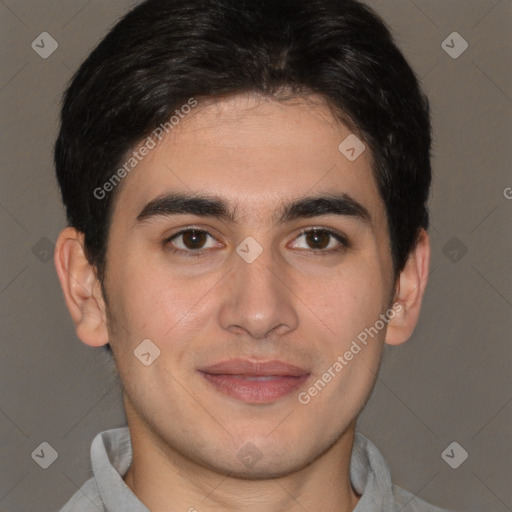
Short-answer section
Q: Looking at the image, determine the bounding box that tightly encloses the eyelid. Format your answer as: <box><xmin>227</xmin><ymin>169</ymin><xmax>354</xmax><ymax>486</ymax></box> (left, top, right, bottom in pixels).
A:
<box><xmin>165</xmin><ymin>225</ymin><xmax>218</xmax><ymax>241</ymax></box>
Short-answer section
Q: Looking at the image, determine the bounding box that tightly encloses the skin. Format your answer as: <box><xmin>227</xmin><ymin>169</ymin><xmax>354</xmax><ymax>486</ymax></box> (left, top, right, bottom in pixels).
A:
<box><xmin>55</xmin><ymin>92</ymin><xmax>430</xmax><ymax>512</ymax></box>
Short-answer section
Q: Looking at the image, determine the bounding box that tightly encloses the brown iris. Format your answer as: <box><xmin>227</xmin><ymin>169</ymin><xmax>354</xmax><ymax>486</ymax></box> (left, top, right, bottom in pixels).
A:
<box><xmin>181</xmin><ymin>230</ymin><xmax>208</xmax><ymax>250</ymax></box>
<box><xmin>304</xmin><ymin>230</ymin><xmax>331</xmax><ymax>250</ymax></box>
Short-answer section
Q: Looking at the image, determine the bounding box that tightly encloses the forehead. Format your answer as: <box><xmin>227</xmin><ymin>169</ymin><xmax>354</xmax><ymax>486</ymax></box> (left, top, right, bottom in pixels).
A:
<box><xmin>111</xmin><ymin>92</ymin><xmax>385</xmax><ymax>227</ymax></box>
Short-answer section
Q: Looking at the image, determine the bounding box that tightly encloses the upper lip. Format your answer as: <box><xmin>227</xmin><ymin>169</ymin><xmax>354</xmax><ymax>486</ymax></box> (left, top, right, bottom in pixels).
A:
<box><xmin>199</xmin><ymin>358</ymin><xmax>309</xmax><ymax>377</ymax></box>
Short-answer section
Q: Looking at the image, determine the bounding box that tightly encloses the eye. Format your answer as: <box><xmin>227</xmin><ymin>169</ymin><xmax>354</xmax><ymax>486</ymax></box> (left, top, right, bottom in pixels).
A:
<box><xmin>290</xmin><ymin>228</ymin><xmax>348</xmax><ymax>253</ymax></box>
<box><xmin>164</xmin><ymin>227</ymin><xmax>348</xmax><ymax>258</ymax></box>
<box><xmin>165</xmin><ymin>228</ymin><xmax>220</xmax><ymax>256</ymax></box>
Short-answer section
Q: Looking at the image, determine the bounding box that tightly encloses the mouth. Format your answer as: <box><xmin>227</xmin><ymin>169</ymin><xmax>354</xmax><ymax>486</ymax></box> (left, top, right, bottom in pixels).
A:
<box><xmin>198</xmin><ymin>358</ymin><xmax>311</xmax><ymax>404</ymax></box>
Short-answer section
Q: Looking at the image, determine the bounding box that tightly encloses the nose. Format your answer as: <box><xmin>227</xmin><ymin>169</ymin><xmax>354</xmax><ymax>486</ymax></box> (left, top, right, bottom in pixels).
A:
<box><xmin>218</xmin><ymin>244</ymin><xmax>299</xmax><ymax>340</ymax></box>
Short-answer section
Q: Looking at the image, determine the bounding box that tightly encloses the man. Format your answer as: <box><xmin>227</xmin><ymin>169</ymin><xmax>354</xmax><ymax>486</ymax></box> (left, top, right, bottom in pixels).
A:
<box><xmin>54</xmin><ymin>0</ymin><xmax>452</xmax><ymax>510</ymax></box>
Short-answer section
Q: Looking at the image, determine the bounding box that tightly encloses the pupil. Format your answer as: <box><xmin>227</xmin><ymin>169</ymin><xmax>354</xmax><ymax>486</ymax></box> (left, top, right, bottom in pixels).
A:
<box><xmin>307</xmin><ymin>231</ymin><xmax>329</xmax><ymax>249</ymax></box>
<box><xmin>183</xmin><ymin>230</ymin><xmax>206</xmax><ymax>249</ymax></box>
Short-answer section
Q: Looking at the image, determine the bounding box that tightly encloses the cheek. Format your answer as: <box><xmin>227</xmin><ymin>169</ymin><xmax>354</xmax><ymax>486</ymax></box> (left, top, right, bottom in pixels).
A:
<box><xmin>311</xmin><ymin>259</ymin><xmax>390</xmax><ymax>344</ymax></box>
<box><xmin>307</xmin><ymin>269</ymin><xmax>386</xmax><ymax>408</ymax></box>
<box><xmin>107</xmin><ymin>257</ymin><xmax>221</xmax><ymax>352</ymax></box>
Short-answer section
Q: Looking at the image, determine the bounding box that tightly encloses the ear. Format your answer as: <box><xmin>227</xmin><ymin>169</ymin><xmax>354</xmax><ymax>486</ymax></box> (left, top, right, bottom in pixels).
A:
<box><xmin>54</xmin><ymin>227</ymin><xmax>109</xmax><ymax>347</ymax></box>
<box><xmin>385</xmin><ymin>229</ymin><xmax>430</xmax><ymax>346</ymax></box>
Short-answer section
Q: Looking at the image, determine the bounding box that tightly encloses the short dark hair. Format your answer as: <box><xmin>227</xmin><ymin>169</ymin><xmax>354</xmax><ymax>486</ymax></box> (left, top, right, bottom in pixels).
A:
<box><xmin>55</xmin><ymin>0</ymin><xmax>432</xmax><ymax>282</ymax></box>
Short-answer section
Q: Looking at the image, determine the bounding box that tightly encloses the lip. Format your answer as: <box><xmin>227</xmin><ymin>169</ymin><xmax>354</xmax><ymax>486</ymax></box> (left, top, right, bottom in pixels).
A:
<box><xmin>198</xmin><ymin>358</ymin><xmax>311</xmax><ymax>404</ymax></box>
<box><xmin>199</xmin><ymin>358</ymin><xmax>309</xmax><ymax>377</ymax></box>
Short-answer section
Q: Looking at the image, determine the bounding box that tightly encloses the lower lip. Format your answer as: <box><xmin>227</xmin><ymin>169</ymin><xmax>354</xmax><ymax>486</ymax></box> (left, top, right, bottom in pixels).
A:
<box><xmin>200</xmin><ymin>372</ymin><xmax>310</xmax><ymax>403</ymax></box>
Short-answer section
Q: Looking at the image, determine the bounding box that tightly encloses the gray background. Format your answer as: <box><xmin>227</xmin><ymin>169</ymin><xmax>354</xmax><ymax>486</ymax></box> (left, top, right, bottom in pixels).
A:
<box><xmin>0</xmin><ymin>1</ymin><xmax>510</xmax><ymax>511</ymax></box>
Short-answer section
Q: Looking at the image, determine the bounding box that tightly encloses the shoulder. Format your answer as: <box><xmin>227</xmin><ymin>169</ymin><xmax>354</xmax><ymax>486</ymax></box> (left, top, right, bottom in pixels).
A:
<box><xmin>392</xmin><ymin>483</ymin><xmax>454</xmax><ymax>512</ymax></box>
<box><xmin>57</xmin><ymin>477</ymin><xmax>105</xmax><ymax>512</ymax></box>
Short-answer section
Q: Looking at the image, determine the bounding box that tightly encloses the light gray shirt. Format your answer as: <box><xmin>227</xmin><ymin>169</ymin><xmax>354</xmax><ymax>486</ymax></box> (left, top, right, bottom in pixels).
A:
<box><xmin>59</xmin><ymin>427</ymin><xmax>452</xmax><ymax>512</ymax></box>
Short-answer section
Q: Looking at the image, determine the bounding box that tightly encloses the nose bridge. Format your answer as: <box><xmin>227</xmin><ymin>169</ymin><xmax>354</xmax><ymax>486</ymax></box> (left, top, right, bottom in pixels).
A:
<box><xmin>237</xmin><ymin>241</ymin><xmax>280</xmax><ymax>296</ymax></box>
<box><xmin>218</xmin><ymin>237</ymin><xmax>298</xmax><ymax>338</ymax></box>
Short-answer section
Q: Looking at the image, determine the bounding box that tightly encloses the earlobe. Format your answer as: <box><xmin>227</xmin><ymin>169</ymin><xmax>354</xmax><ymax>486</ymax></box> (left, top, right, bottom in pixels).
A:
<box><xmin>385</xmin><ymin>229</ymin><xmax>430</xmax><ymax>346</ymax></box>
<box><xmin>54</xmin><ymin>227</ymin><xmax>109</xmax><ymax>347</ymax></box>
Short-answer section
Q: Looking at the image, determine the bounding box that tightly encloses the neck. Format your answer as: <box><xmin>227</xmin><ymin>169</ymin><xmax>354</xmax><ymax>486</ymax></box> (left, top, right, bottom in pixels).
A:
<box><xmin>123</xmin><ymin>413</ymin><xmax>361</xmax><ymax>512</ymax></box>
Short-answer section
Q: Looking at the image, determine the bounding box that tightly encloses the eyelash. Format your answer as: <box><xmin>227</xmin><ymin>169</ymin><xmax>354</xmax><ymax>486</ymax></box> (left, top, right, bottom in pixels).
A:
<box><xmin>163</xmin><ymin>227</ymin><xmax>349</xmax><ymax>258</ymax></box>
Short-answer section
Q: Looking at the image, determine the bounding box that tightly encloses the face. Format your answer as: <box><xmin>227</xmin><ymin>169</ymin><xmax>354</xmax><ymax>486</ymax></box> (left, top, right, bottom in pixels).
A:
<box><xmin>102</xmin><ymin>93</ymin><xmax>395</xmax><ymax>477</ymax></box>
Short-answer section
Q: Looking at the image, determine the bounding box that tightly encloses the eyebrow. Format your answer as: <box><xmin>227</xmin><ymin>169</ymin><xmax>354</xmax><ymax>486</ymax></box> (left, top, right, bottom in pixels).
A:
<box><xmin>135</xmin><ymin>192</ymin><xmax>371</xmax><ymax>226</ymax></box>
